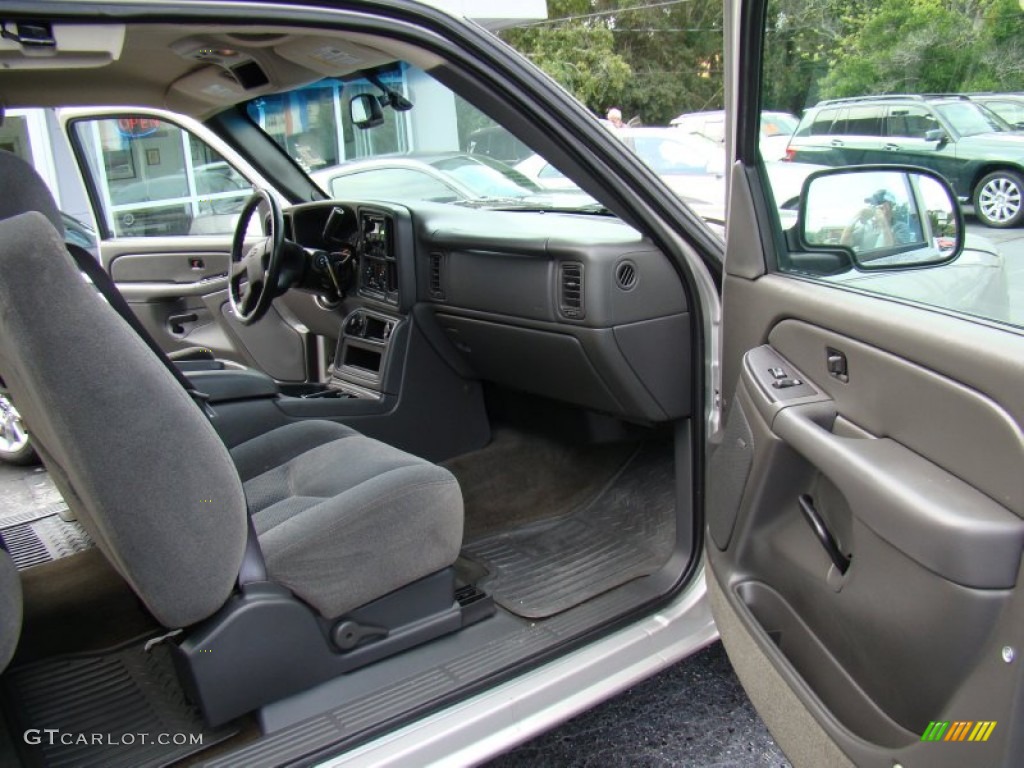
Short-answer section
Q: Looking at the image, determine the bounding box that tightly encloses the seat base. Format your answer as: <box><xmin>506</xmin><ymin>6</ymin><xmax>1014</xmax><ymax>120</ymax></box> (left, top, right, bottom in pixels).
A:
<box><xmin>171</xmin><ymin>568</ymin><xmax>493</xmax><ymax>727</ymax></box>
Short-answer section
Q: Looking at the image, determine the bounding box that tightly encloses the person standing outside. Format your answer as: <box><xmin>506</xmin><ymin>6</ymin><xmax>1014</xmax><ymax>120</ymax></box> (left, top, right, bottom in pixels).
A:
<box><xmin>606</xmin><ymin>107</ymin><xmax>625</xmax><ymax>129</ymax></box>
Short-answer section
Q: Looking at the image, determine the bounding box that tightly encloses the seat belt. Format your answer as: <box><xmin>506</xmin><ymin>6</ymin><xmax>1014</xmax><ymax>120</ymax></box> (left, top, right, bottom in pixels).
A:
<box><xmin>237</xmin><ymin>515</ymin><xmax>268</xmax><ymax>585</ymax></box>
<box><xmin>64</xmin><ymin>244</ymin><xmax>215</xmax><ymax>418</ymax></box>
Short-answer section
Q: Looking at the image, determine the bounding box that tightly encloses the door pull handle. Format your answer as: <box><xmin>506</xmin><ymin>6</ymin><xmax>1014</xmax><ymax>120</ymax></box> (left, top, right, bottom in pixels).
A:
<box><xmin>798</xmin><ymin>494</ymin><xmax>850</xmax><ymax>574</ymax></box>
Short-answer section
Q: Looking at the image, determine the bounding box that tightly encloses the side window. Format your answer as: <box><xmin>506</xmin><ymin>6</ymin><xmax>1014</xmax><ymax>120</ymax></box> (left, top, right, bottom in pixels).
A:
<box><xmin>808</xmin><ymin>108</ymin><xmax>840</xmax><ymax>136</ymax></box>
<box><xmin>72</xmin><ymin>117</ymin><xmax>251</xmax><ymax>238</ymax></box>
<box><xmin>844</xmin><ymin>106</ymin><xmax>884</xmax><ymax>136</ymax></box>
<box><xmin>329</xmin><ymin>168</ymin><xmax>458</xmax><ymax>202</ymax></box>
<box><xmin>885</xmin><ymin>106</ymin><xmax>938</xmax><ymax>139</ymax></box>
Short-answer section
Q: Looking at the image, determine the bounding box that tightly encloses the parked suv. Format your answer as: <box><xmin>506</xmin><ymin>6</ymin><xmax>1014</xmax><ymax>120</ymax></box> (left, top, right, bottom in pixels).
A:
<box><xmin>786</xmin><ymin>94</ymin><xmax>1024</xmax><ymax>227</ymax></box>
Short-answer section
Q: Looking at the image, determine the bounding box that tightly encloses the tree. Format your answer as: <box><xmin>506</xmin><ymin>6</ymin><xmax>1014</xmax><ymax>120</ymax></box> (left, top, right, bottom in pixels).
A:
<box><xmin>821</xmin><ymin>0</ymin><xmax>1024</xmax><ymax>98</ymax></box>
<box><xmin>501</xmin><ymin>1</ymin><xmax>632</xmax><ymax>117</ymax></box>
<box><xmin>502</xmin><ymin>0</ymin><xmax>724</xmax><ymax>126</ymax></box>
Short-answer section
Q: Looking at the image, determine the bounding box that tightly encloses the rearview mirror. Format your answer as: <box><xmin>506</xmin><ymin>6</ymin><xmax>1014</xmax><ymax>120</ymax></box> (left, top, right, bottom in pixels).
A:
<box><xmin>924</xmin><ymin>128</ymin><xmax>947</xmax><ymax>143</ymax></box>
<box><xmin>798</xmin><ymin>166</ymin><xmax>963</xmax><ymax>270</ymax></box>
<box><xmin>349</xmin><ymin>94</ymin><xmax>384</xmax><ymax>129</ymax></box>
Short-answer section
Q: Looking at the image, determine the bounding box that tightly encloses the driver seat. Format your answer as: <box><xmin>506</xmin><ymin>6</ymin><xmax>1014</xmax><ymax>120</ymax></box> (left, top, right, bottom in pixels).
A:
<box><xmin>0</xmin><ymin>154</ymin><xmax>470</xmax><ymax>726</ymax></box>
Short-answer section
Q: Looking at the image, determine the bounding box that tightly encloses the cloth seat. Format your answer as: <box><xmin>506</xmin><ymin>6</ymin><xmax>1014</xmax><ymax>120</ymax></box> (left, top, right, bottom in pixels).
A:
<box><xmin>231</xmin><ymin>421</ymin><xmax>462</xmax><ymax>618</ymax></box>
<box><xmin>0</xmin><ymin>151</ymin><xmax>464</xmax><ymax>630</ymax></box>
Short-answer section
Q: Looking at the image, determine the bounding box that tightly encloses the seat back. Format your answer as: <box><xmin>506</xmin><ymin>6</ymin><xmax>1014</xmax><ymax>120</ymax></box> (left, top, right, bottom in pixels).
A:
<box><xmin>0</xmin><ymin>156</ymin><xmax>248</xmax><ymax>629</ymax></box>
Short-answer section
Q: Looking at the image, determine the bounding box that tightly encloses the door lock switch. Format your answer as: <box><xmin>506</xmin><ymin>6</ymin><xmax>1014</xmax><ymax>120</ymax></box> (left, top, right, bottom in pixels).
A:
<box><xmin>827</xmin><ymin>348</ymin><xmax>849</xmax><ymax>382</ymax></box>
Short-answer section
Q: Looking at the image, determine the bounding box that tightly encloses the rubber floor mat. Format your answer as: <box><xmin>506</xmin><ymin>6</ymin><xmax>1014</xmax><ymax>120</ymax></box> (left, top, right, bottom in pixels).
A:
<box><xmin>0</xmin><ymin>638</ymin><xmax>238</xmax><ymax>768</ymax></box>
<box><xmin>0</xmin><ymin>515</ymin><xmax>93</xmax><ymax>570</ymax></box>
<box><xmin>460</xmin><ymin>442</ymin><xmax>676</xmax><ymax>618</ymax></box>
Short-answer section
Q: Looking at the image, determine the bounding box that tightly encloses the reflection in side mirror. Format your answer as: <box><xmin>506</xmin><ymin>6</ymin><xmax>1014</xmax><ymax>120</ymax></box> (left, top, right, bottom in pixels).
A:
<box><xmin>799</xmin><ymin>167</ymin><xmax>963</xmax><ymax>270</ymax></box>
<box><xmin>350</xmin><ymin>94</ymin><xmax>384</xmax><ymax>129</ymax></box>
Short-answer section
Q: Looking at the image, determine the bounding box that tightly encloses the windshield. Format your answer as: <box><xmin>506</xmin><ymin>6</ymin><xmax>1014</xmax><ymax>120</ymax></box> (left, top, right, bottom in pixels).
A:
<box><xmin>935</xmin><ymin>102</ymin><xmax>1011</xmax><ymax>137</ymax></box>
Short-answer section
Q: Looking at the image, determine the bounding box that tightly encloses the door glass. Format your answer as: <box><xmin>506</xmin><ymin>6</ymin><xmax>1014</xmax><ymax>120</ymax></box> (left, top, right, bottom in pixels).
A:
<box><xmin>71</xmin><ymin>117</ymin><xmax>251</xmax><ymax>238</ymax></box>
<box><xmin>761</xmin><ymin>0</ymin><xmax>1022</xmax><ymax>328</ymax></box>
<box><xmin>885</xmin><ymin>106</ymin><xmax>937</xmax><ymax>139</ymax></box>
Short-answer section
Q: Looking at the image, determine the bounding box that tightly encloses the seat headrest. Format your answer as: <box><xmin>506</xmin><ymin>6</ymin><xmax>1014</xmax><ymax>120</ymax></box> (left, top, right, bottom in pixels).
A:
<box><xmin>0</xmin><ymin>150</ymin><xmax>65</xmax><ymax>234</ymax></box>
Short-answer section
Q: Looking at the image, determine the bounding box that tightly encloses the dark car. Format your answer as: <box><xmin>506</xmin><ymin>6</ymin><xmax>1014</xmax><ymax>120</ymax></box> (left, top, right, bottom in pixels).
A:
<box><xmin>785</xmin><ymin>93</ymin><xmax>1024</xmax><ymax>227</ymax></box>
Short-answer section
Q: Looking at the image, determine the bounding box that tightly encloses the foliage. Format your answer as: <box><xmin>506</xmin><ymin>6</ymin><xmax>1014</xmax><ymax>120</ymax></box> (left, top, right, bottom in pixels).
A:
<box><xmin>501</xmin><ymin>0</ymin><xmax>723</xmax><ymax>126</ymax></box>
<box><xmin>503</xmin><ymin>0</ymin><xmax>1024</xmax><ymax>126</ymax></box>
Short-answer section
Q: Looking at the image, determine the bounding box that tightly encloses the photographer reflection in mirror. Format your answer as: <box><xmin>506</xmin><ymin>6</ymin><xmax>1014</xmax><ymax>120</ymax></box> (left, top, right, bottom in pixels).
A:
<box><xmin>841</xmin><ymin>188</ymin><xmax>917</xmax><ymax>253</ymax></box>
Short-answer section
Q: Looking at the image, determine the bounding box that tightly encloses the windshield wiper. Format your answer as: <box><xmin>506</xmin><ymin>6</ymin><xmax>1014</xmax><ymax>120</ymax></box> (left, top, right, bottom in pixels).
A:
<box><xmin>456</xmin><ymin>197</ymin><xmax>614</xmax><ymax>215</ymax></box>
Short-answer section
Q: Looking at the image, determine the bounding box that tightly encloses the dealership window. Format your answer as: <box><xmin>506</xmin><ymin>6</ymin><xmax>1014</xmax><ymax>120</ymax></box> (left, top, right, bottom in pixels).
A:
<box><xmin>248</xmin><ymin>66</ymin><xmax>412</xmax><ymax>173</ymax></box>
<box><xmin>72</xmin><ymin>117</ymin><xmax>250</xmax><ymax>237</ymax></box>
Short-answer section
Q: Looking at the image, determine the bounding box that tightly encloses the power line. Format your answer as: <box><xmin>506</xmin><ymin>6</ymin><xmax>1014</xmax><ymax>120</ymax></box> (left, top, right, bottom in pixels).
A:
<box><xmin>512</xmin><ymin>0</ymin><xmax>695</xmax><ymax>29</ymax></box>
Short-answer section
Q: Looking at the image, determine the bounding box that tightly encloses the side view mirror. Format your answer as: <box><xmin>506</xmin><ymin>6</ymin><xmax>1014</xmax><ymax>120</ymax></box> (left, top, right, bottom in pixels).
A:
<box><xmin>797</xmin><ymin>166</ymin><xmax>964</xmax><ymax>271</ymax></box>
<box><xmin>924</xmin><ymin>128</ymin><xmax>947</xmax><ymax>143</ymax></box>
<box><xmin>349</xmin><ymin>94</ymin><xmax>384</xmax><ymax>130</ymax></box>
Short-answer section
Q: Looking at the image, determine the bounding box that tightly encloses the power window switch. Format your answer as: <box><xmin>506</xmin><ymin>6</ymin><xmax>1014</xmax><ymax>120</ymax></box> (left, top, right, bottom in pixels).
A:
<box><xmin>768</xmin><ymin>367</ymin><xmax>787</xmax><ymax>380</ymax></box>
<box><xmin>772</xmin><ymin>377</ymin><xmax>803</xmax><ymax>389</ymax></box>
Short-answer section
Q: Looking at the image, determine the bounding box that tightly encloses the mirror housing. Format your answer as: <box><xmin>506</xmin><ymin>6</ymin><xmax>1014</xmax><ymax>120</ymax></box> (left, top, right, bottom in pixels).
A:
<box><xmin>924</xmin><ymin>128</ymin><xmax>948</xmax><ymax>143</ymax></box>
<box><xmin>795</xmin><ymin>166</ymin><xmax>964</xmax><ymax>271</ymax></box>
<box><xmin>349</xmin><ymin>94</ymin><xmax>384</xmax><ymax>130</ymax></box>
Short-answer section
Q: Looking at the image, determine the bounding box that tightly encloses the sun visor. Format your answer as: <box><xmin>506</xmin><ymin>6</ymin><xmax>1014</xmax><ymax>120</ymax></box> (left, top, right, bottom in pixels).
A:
<box><xmin>0</xmin><ymin>23</ymin><xmax>125</xmax><ymax>69</ymax></box>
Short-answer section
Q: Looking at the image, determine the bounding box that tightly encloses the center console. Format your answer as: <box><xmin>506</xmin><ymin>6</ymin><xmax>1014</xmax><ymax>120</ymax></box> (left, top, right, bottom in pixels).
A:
<box><xmin>327</xmin><ymin>308</ymin><xmax>400</xmax><ymax>399</ymax></box>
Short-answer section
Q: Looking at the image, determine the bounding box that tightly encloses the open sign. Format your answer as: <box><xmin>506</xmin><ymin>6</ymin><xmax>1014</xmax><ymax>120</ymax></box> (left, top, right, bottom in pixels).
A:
<box><xmin>117</xmin><ymin>117</ymin><xmax>163</xmax><ymax>139</ymax></box>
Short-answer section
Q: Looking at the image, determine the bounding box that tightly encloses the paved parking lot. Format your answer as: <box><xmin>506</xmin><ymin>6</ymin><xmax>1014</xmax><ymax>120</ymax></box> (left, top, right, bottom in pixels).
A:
<box><xmin>969</xmin><ymin>218</ymin><xmax>1024</xmax><ymax>325</ymax></box>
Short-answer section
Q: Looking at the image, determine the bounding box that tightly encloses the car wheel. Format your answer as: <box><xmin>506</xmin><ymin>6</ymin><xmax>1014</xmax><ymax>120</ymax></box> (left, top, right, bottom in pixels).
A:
<box><xmin>0</xmin><ymin>390</ymin><xmax>38</xmax><ymax>466</ymax></box>
<box><xmin>973</xmin><ymin>170</ymin><xmax>1024</xmax><ymax>228</ymax></box>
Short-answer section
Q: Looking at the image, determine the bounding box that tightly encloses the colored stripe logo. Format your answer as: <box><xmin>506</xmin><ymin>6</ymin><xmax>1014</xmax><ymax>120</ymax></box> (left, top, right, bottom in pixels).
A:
<box><xmin>921</xmin><ymin>721</ymin><xmax>997</xmax><ymax>742</ymax></box>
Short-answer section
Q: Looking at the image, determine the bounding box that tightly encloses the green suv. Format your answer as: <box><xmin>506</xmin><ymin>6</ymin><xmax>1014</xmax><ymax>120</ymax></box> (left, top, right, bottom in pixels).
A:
<box><xmin>786</xmin><ymin>94</ymin><xmax>1024</xmax><ymax>228</ymax></box>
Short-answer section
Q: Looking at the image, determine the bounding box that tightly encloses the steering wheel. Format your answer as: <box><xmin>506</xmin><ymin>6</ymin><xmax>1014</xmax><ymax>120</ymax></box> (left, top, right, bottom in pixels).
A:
<box><xmin>229</xmin><ymin>188</ymin><xmax>284</xmax><ymax>325</ymax></box>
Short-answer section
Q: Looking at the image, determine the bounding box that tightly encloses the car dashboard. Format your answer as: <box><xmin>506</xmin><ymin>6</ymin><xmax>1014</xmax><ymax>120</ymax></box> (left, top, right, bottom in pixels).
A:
<box><xmin>284</xmin><ymin>201</ymin><xmax>692</xmax><ymax>422</ymax></box>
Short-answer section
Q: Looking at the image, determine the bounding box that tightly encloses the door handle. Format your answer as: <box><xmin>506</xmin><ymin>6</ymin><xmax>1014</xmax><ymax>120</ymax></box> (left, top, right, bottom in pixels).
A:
<box><xmin>773</xmin><ymin>403</ymin><xmax>1024</xmax><ymax>589</ymax></box>
<box><xmin>798</xmin><ymin>494</ymin><xmax>850</xmax><ymax>574</ymax></box>
<box><xmin>883</xmin><ymin>143</ymin><xmax>899</xmax><ymax>151</ymax></box>
<box><xmin>830</xmin><ymin>139</ymin><xmax>844</xmax><ymax>147</ymax></box>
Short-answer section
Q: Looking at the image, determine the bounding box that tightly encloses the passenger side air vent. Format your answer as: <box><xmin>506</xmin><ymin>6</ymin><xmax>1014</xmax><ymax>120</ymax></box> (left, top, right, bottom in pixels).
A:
<box><xmin>615</xmin><ymin>260</ymin><xmax>638</xmax><ymax>291</ymax></box>
<box><xmin>559</xmin><ymin>262</ymin><xmax>584</xmax><ymax>319</ymax></box>
<box><xmin>429</xmin><ymin>252</ymin><xmax>445</xmax><ymax>300</ymax></box>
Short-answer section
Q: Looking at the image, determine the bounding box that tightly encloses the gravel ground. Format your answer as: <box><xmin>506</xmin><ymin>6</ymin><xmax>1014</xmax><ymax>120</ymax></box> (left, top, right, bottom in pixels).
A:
<box><xmin>486</xmin><ymin>641</ymin><xmax>790</xmax><ymax>768</ymax></box>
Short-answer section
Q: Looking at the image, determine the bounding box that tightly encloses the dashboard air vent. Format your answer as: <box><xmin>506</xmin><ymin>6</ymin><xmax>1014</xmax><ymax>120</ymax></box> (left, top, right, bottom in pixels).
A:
<box><xmin>429</xmin><ymin>252</ymin><xmax>445</xmax><ymax>299</ymax></box>
<box><xmin>559</xmin><ymin>262</ymin><xmax>584</xmax><ymax>319</ymax></box>
<box><xmin>615</xmin><ymin>260</ymin><xmax>638</xmax><ymax>291</ymax></box>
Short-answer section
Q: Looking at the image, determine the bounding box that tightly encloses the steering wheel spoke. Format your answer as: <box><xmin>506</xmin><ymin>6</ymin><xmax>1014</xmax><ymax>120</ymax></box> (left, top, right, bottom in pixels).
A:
<box><xmin>228</xmin><ymin>189</ymin><xmax>284</xmax><ymax>325</ymax></box>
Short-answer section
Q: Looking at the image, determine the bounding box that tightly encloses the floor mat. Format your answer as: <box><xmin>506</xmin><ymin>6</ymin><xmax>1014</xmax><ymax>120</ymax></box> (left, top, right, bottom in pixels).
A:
<box><xmin>444</xmin><ymin>427</ymin><xmax>640</xmax><ymax>541</ymax></box>
<box><xmin>1</xmin><ymin>638</ymin><xmax>238</xmax><ymax>768</ymax></box>
<box><xmin>460</xmin><ymin>442</ymin><xmax>676</xmax><ymax>619</ymax></box>
<box><xmin>0</xmin><ymin>514</ymin><xmax>93</xmax><ymax>570</ymax></box>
